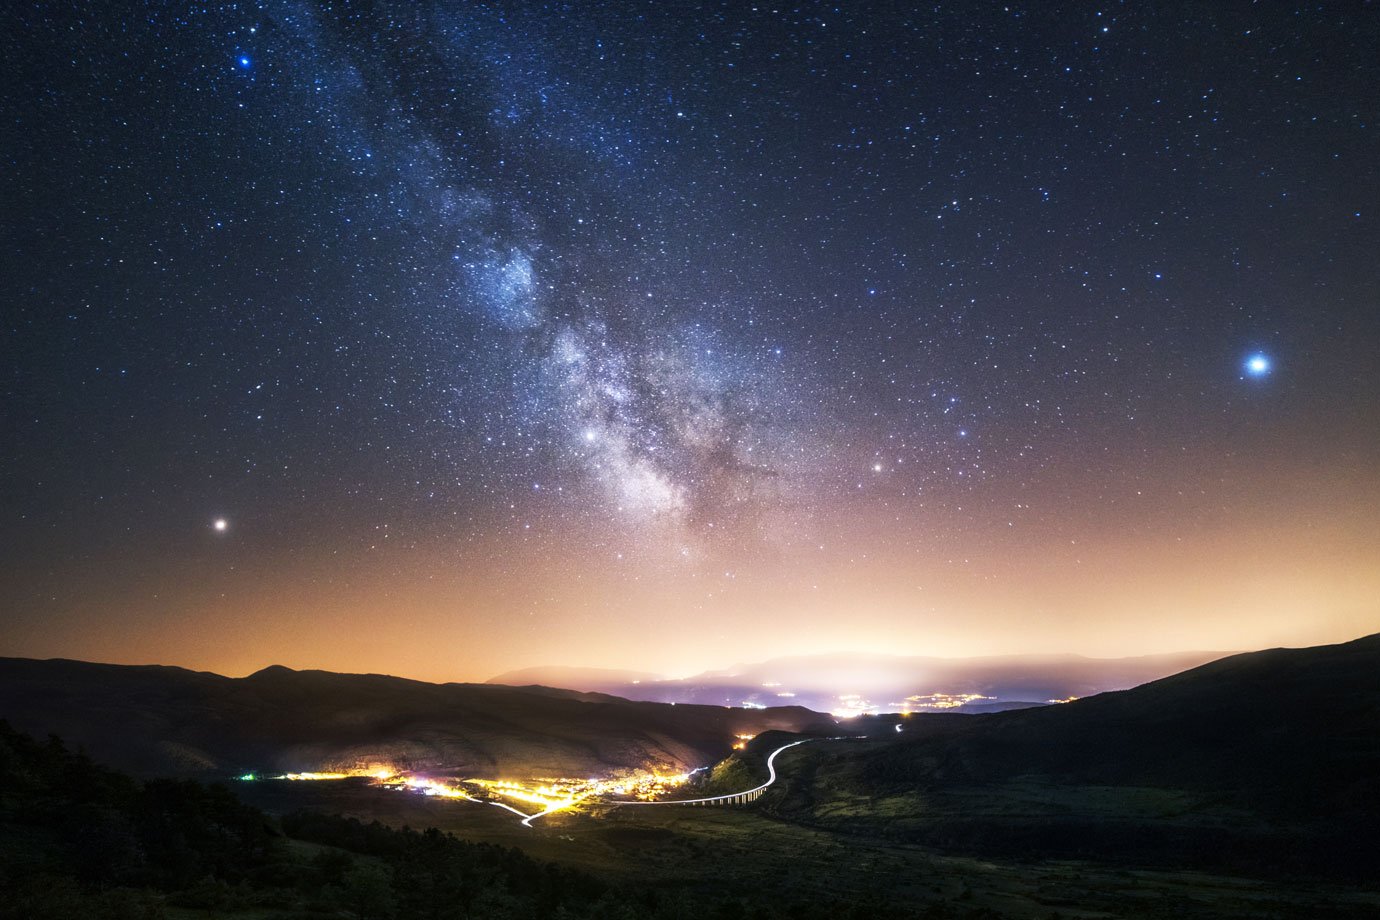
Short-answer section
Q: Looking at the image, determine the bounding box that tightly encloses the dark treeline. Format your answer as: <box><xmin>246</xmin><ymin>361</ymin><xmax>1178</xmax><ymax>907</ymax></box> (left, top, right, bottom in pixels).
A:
<box><xmin>0</xmin><ymin>721</ymin><xmax>997</xmax><ymax>920</ymax></box>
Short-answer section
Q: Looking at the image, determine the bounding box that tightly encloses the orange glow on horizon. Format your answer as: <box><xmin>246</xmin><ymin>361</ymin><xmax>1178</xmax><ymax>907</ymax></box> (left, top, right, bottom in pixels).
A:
<box><xmin>3</xmin><ymin>460</ymin><xmax>1377</xmax><ymax>684</ymax></box>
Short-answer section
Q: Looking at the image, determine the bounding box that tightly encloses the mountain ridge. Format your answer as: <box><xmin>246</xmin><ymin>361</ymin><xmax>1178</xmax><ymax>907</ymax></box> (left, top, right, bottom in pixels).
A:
<box><xmin>0</xmin><ymin>656</ymin><xmax>831</xmax><ymax>780</ymax></box>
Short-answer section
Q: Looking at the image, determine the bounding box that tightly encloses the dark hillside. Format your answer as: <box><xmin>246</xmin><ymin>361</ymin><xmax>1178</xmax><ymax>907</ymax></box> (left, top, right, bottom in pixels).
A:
<box><xmin>1</xmin><ymin>722</ymin><xmax>945</xmax><ymax>920</ymax></box>
<box><xmin>776</xmin><ymin>634</ymin><xmax>1380</xmax><ymax>881</ymax></box>
<box><xmin>867</xmin><ymin>633</ymin><xmax>1380</xmax><ymax>809</ymax></box>
<box><xmin>0</xmin><ymin>657</ymin><xmax>831</xmax><ymax>779</ymax></box>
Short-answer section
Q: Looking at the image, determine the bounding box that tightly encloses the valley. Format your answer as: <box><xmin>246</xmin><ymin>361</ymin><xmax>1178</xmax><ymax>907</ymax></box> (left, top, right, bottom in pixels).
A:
<box><xmin>3</xmin><ymin>636</ymin><xmax>1379</xmax><ymax>917</ymax></box>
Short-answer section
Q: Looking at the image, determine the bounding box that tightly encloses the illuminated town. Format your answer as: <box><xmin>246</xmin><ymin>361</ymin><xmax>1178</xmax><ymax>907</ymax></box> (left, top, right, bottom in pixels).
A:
<box><xmin>900</xmin><ymin>693</ymin><xmax>996</xmax><ymax>711</ymax></box>
<box><xmin>246</xmin><ymin>761</ymin><xmax>702</xmax><ymax>820</ymax></box>
<box><xmin>827</xmin><ymin>692</ymin><xmax>999</xmax><ymax>717</ymax></box>
<box><xmin>830</xmin><ymin>694</ymin><xmax>875</xmax><ymax>718</ymax></box>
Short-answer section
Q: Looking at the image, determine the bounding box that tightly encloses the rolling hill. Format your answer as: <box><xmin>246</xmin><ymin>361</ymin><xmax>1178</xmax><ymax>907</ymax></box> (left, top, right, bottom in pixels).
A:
<box><xmin>0</xmin><ymin>657</ymin><xmax>831</xmax><ymax>779</ymax></box>
<box><xmin>773</xmin><ymin>633</ymin><xmax>1380</xmax><ymax>880</ymax></box>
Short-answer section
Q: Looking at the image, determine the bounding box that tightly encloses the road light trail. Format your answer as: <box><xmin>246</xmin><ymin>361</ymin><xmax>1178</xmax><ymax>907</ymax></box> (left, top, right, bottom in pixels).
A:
<box><xmin>421</xmin><ymin>737</ymin><xmax>826</xmax><ymax>828</ymax></box>
<box><xmin>519</xmin><ymin>801</ymin><xmax>572</xmax><ymax>827</ymax></box>
<box><xmin>600</xmin><ymin>737</ymin><xmax>814</xmax><ymax>809</ymax></box>
<box><xmin>488</xmin><ymin>800</ymin><xmax>537</xmax><ymax>822</ymax></box>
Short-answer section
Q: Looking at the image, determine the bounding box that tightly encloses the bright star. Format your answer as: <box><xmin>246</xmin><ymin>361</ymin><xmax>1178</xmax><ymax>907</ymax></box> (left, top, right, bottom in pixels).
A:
<box><xmin>1244</xmin><ymin>353</ymin><xmax>1272</xmax><ymax>377</ymax></box>
<box><xmin>237</xmin><ymin>55</ymin><xmax>251</xmax><ymax>69</ymax></box>
<box><xmin>213</xmin><ymin>518</ymin><xmax>229</xmax><ymax>533</ymax></box>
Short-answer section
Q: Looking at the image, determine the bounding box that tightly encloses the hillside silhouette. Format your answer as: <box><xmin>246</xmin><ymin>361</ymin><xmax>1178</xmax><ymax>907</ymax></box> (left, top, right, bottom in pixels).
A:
<box><xmin>0</xmin><ymin>657</ymin><xmax>831</xmax><ymax>779</ymax></box>
<box><xmin>776</xmin><ymin>634</ymin><xmax>1380</xmax><ymax>881</ymax></box>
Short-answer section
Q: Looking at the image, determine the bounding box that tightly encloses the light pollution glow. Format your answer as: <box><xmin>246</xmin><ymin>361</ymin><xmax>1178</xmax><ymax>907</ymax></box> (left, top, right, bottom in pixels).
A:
<box><xmin>3</xmin><ymin>2</ymin><xmax>1379</xmax><ymax>683</ymax></box>
<box><xmin>4</xmin><ymin>455</ymin><xmax>1377</xmax><ymax>682</ymax></box>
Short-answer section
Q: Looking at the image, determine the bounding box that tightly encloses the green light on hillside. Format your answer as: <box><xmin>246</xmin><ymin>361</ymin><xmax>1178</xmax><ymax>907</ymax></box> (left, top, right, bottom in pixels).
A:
<box><xmin>237</xmin><ymin>773</ymin><xmax>256</xmax><ymax>782</ymax></box>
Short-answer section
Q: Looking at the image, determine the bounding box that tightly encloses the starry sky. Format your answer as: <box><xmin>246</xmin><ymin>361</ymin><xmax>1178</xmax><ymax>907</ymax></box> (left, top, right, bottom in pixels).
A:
<box><xmin>3</xmin><ymin>1</ymin><xmax>1378</xmax><ymax>682</ymax></box>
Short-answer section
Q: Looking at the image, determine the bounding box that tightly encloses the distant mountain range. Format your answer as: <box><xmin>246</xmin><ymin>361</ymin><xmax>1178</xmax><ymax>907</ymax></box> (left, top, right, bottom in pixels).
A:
<box><xmin>488</xmin><ymin>649</ymin><xmax>1231</xmax><ymax>714</ymax></box>
<box><xmin>0</xmin><ymin>658</ymin><xmax>831</xmax><ymax>779</ymax></box>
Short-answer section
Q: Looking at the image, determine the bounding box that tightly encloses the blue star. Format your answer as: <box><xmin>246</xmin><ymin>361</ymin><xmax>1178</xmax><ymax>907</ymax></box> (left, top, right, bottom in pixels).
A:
<box><xmin>1243</xmin><ymin>352</ymin><xmax>1272</xmax><ymax>378</ymax></box>
<box><xmin>237</xmin><ymin>55</ymin><xmax>252</xmax><ymax>70</ymax></box>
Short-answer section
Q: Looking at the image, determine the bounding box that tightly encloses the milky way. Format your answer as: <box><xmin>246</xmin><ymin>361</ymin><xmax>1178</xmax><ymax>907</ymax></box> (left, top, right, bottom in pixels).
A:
<box><xmin>3</xmin><ymin>2</ymin><xmax>1379</xmax><ymax>676</ymax></box>
<box><xmin>246</xmin><ymin>0</ymin><xmax>833</xmax><ymax>552</ymax></box>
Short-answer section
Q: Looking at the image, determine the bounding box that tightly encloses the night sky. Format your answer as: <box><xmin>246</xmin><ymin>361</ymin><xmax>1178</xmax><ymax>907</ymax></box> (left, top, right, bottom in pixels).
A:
<box><xmin>3</xmin><ymin>2</ymin><xmax>1378</xmax><ymax>681</ymax></box>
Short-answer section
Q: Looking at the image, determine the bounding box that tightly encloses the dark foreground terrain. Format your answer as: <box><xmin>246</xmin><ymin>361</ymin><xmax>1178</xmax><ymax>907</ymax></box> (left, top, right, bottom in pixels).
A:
<box><xmin>3</xmin><ymin>722</ymin><xmax>1378</xmax><ymax>920</ymax></box>
<box><xmin>0</xmin><ymin>721</ymin><xmax>857</xmax><ymax>920</ymax></box>
<box><xmin>2</xmin><ymin>635</ymin><xmax>1379</xmax><ymax>918</ymax></box>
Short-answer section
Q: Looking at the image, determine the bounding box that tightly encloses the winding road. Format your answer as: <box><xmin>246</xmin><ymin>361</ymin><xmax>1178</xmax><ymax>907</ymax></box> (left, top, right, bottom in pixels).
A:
<box><xmin>597</xmin><ymin>737</ymin><xmax>814</xmax><ymax>810</ymax></box>
<box><xmin>499</xmin><ymin>737</ymin><xmax>819</xmax><ymax>827</ymax></box>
